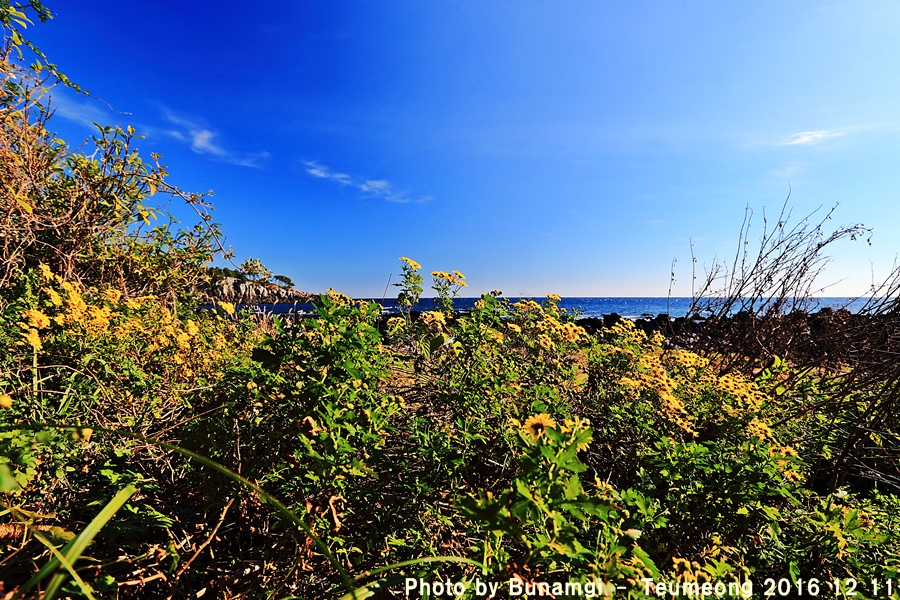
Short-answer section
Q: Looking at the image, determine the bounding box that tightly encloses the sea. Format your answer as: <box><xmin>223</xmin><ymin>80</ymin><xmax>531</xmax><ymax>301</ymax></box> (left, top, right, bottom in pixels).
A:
<box><xmin>215</xmin><ymin>296</ymin><xmax>871</xmax><ymax>320</ymax></box>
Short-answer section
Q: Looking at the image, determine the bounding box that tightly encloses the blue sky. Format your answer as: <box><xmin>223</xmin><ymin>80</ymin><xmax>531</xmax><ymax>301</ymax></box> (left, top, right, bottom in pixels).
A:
<box><xmin>23</xmin><ymin>1</ymin><xmax>900</xmax><ymax>297</ymax></box>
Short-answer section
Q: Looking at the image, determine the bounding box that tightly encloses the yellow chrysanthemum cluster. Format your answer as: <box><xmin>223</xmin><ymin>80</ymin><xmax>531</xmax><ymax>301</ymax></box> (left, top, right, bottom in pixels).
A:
<box><xmin>419</xmin><ymin>311</ymin><xmax>447</xmax><ymax>333</ymax></box>
<box><xmin>619</xmin><ymin>351</ymin><xmax>693</xmax><ymax>431</ymax></box>
<box><xmin>26</xmin><ymin>266</ymin><xmax>248</xmax><ymax>380</ymax></box>
<box><xmin>386</xmin><ymin>316</ymin><xmax>405</xmax><ymax>333</ymax></box>
<box><xmin>22</xmin><ymin>327</ymin><xmax>42</xmax><ymax>351</ymax></box>
<box><xmin>666</xmin><ymin>349</ymin><xmax>709</xmax><ymax>369</ymax></box>
<box><xmin>431</xmin><ymin>270</ymin><xmax>467</xmax><ymax>287</ymax></box>
<box><xmin>23</xmin><ymin>309</ymin><xmax>51</xmax><ymax>329</ymax></box>
<box><xmin>126</xmin><ymin>296</ymin><xmax>153</xmax><ymax>310</ymax></box>
<box><xmin>514</xmin><ymin>303</ymin><xmax>587</xmax><ymax>350</ymax></box>
<box><xmin>768</xmin><ymin>443</ymin><xmax>803</xmax><ymax>482</ymax></box>
<box><xmin>598</xmin><ymin>320</ymin><xmax>789</xmax><ymax>440</ymax></box>
<box><xmin>325</xmin><ymin>288</ymin><xmax>353</xmax><ymax>307</ymax></box>
<box><xmin>670</xmin><ymin>557</ymin><xmax>714</xmax><ymax>584</ymax></box>
<box><xmin>102</xmin><ymin>289</ymin><xmax>122</xmax><ymax>304</ymax></box>
<box><xmin>713</xmin><ymin>373</ymin><xmax>765</xmax><ymax>412</ymax></box>
<box><xmin>513</xmin><ymin>299</ymin><xmax>543</xmax><ymax>313</ymax></box>
<box><xmin>21</xmin><ymin>267</ymin><xmax>123</xmax><ymax>349</ymax></box>
<box><xmin>596</xmin><ymin>321</ymin><xmax>694</xmax><ymax>430</ymax></box>
<box><xmin>41</xmin><ymin>279</ymin><xmax>116</xmax><ymax>335</ymax></box>
<box><xmin>399</xmin><ymin>256</ymin><xmax>421</xmax><ymax>270</ymax></box>
<box><xmin>746</xmin><ymin>418</ymin><xmax>772</xmax><ymax>439</ymax></box>
<box><xmin>59</xmin><ymin>280</ymin><xmax>89</xmax><ymax>325</ymax></box>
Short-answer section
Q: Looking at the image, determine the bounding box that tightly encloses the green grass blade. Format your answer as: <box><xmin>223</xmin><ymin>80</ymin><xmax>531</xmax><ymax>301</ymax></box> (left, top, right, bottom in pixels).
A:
<box><xmin>353</xmin><ymin>555</ymin><xmax>485</xmax><ymax>583</ymax></box>
<box><xmin>0</xmin><ymin>423</ymin><xmax>359</xmax><ymax>599</ymax></box>
<box><xmin>336</xmin><ymin>556</ymin><xmax>487</xmax><ymax>600</ymax></box>
<box><xmin>28</xmin><ymin>529</ymin><xmax>97</xmax><ymax>600</ymax></box>
<box><xmin>105</xmin><ymin>429</ymin><xmax>358</xmax><ymax>597</ymax></box>
<box><xmin>13</xmin><ymin>485</ymin><xmax>136</xmax><ymax>600</ymax></box>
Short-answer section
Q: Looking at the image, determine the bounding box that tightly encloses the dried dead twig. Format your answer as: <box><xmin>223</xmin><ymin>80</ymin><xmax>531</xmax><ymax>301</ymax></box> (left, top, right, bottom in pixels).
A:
<box><xmin>174</xmin><ymin>497</ymin><xmax>236</xmax><ymax>580</ymax></box>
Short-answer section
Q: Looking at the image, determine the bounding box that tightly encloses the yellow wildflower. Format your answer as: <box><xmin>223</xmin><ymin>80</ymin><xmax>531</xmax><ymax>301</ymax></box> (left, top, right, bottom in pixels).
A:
<box><xmin>420</xmin><ymin>311</ymin><xmax>446</xmax><ymax>333</ymax></box>
<box><xmin>125</xmin><ymin>296</ymin><xmax>151</xmax><ymax>310</ymax></box>
<box><xmin>23</xmin><ymin>328</ymin><xmax>41</xmax><ymax>351</ymax></box>
<box><xmin>102</xmin><ymin>289</ymin><xmax>122</xmax><ymax>304</ymax></box>
<box><xmin>86</xmin><ymin>305</ymin><xmax>112</xmax><ymax>333</ymax></box>
<box><xmin>0</xmin><ymin>394</ymin><xmax>12</xmax><ymax>409</ymax></box>
<box><xmin>62</xmin><ymin>283</ymin><xmax>87</xmax><ymax>323</ymax></box>
<box><xmin>783</xmin><ymin>470</ymin><xmax>803</xmax><ymax>483</ymax></box>
<box><xmin>219</xmin><ymin>301</ymin><xmax>236</xmax><ymax>316</ymax></box>
<box><xmin>185</xmin><ymin>321</ymin><xmax>200</xmax><ymax>336</ymax></box>
<box><xmin>325</xmin><ymin>288</ymin><xmax>352</xmax><ymax>306</ymax></box>
<box><xmin>46</xmin><ymin>288</ymin><xmax>62</xmax><ymax>307</ymax></box>
<box><xmin>175</xmin><ymin>331</ymin><xmax>191</xmax><ymax>349</ymax></box>
<box><xmin>38</xmin><ymin>263</ymin><xmax>54</xmax><ymax>280</ymax></box>
<box><xmin>513</xmin><ymin>300</ymin><xmax>543</xmax><ymax>313</ymax></box>
<box><xmin>432</xmin><ymin>270</ymin><xmax>468</xmax><ymax>287</ymax></box>
<box><xmin>23</xmin><ymin>309</ymin><xmax>51</xmax><ymax>329</ymax></box>
<box><xmin>421</xmin><ymin>311</ymin><xmax>446</xmax><ymax>325</ymax></box>
<box><xmin>399</xmin><ymin>257</ymin><xmax>421</xmax><ymax>270</ymax></box>
<box><xmin>562</xmin><ymin>322</ymin><xmax>585</xmax><ymax>342</ymax></box>
<box><xmin>748</xmin><ymin>419</ymin><xmax>772</xmax><ymax>440</ymax></box>
<box><xmin>546</xmin><ymin>293</ymin><xmax>561</xmax><ymax>303</ymax></box>
<box><xmin>522</xmin><ymin>413</ymin><xmax>557</xmax><ymax>440</ymax></box>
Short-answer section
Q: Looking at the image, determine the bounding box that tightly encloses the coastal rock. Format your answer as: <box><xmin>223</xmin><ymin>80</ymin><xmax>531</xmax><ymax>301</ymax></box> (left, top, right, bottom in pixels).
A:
<box><xmin>198</xmin><ymin>277</ymin><xmax>317</xmax><ymax>305</ymax></box>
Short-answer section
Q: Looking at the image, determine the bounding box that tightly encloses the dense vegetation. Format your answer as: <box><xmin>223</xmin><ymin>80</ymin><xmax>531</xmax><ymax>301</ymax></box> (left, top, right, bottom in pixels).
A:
<box><xmin>1</xmin><ymin>5</ymin><xmax>899</xmax><ymax>599</ymax></box>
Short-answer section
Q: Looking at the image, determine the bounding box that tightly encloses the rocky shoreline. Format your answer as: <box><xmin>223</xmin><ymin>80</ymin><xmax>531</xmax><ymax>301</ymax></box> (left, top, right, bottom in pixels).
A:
<box><xmin>578</xmin><ymin>306</ymin><xmax>898</xmax><ymax>370</ymax></box>
<box><xmin>197</xmin><ymin>277</ymin><xmax>318</xmax><ymax>305</ymax></box>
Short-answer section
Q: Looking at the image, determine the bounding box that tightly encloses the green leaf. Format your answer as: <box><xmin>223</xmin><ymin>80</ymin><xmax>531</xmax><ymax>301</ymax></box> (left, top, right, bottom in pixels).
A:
<box><xmin>788</xmin><ymin>561</ymin><xmax>800</xmax><ymax>585</ymax></box>
<box><xmin>429</xmin><ymin>334</ymin><xmax>446</xmax><ymax>355</ymax></box>
<box><xmin>15</xmin><ymin>196</ymin><xmax>33</xmax><ymax>214</ymax></box>
<box><xmin>0</xmin><ymin>464</ymin><xmax>20</xmax><ymax>493</ymax></box>
<box><xmin>564</xmin><ymin>474</ymin><xmax>582</xmax><ymax>500</ymax></box>
<box><xmin>633</xmin><ymin>545</ymin><xmax>660</xmax><ymax>579</ymax></box>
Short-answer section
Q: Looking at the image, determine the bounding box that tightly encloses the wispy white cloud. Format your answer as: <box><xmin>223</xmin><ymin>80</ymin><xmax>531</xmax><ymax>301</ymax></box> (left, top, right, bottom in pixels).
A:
<box><xmin>49</xmin><ymin>93</ymin><xmax>120</xmax><ymax>128</ymax></box>
<box><xmin>359</xmin><ymin>179</ymin><xmax>412</xmax><ymax>204</ymax></box>
<box><xmin>303</xmin><ymin>160</ymin><xmax>353</xmax><ymax>185</ymax></box>
<box><xmin>783</xmin><ymin>130</ymin><xmax>843</xmax><ymax>145</ymax></box>
<box><xmin>161</xmin><ymin>109</ymin><xmax>270</xmax><ymax>168</ymax></box>
<box><xmin>303</xmin><ymin>160</ymin><xmax>430</xmax><ymax>204</ymax></box>
<box><xmin>50</xmin><ymin>97</ymin><xmax>269</xmax><ymax>168</ymax></box>
<box><xmin>359</xmin><ymin>179</ymin><xmax>390</xmax><ymax>194</ymax></box>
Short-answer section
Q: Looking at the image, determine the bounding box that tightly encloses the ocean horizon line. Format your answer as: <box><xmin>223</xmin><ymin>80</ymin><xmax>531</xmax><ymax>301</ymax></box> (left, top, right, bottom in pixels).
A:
<box><xmin>204</xmin><ymin>296</ymin><xmax>871</xmax><ymax>320</ymax></box>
